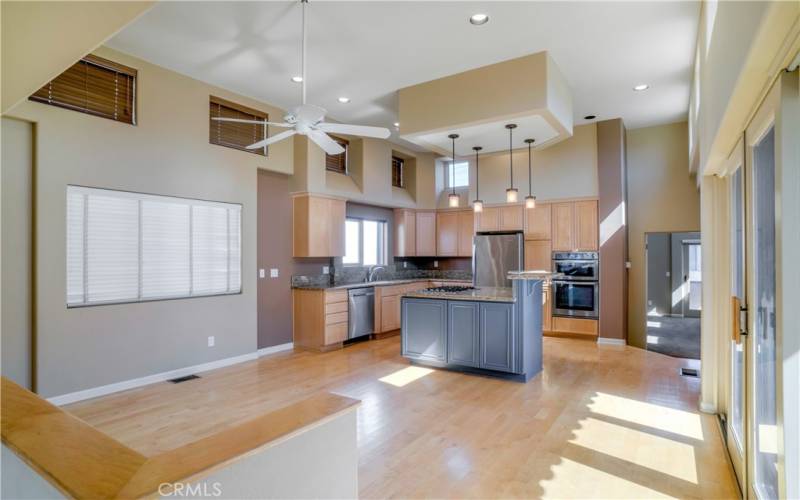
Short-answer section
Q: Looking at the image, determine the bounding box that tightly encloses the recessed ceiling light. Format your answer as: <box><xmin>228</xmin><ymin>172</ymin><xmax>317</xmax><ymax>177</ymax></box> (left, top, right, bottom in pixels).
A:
<box><xmin>633</xmin><ymin>84</ymin><xmax>649</xmax><ymax>91</ymax></box>
<box><xmin>337</xmin><ymin>97</ymin><xmax>350</xmax><ymax>103</ymax></box>
<box><xmin>393</xmin><ymin>122</ymin><xmax>400</xmax><ymax>128</ymax></box>
<box><xmin>469</xmin><ymin>13</ymin><xmax>489</xmax><ymax>25</ymax></box>
<box><xmin>291</xmin><ymin>76</ymin><xmax>303</xmax><ymax>83</ymax></box>
<box><xmin>584</xmin><ymin>115</ymin><xmax>596</xmax><ymax>120</ymax></box>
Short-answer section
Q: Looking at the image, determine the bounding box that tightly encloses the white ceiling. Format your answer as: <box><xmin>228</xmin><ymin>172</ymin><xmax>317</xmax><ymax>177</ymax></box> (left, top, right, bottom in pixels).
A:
<box><xmin>107</xmin><ymin>1</ymin><xmax>700</xmax><ymax>152</ymax></box>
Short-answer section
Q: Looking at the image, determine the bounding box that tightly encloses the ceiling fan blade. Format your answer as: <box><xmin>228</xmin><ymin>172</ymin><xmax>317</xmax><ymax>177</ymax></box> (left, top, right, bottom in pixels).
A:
<box><xmin>212</xmin><ymin>117</ymin><xmax>293</xmax><ymax>128</ymax></box>
<box><xmin>245</xmin><ymin>129</ymin><xmax>297</xmax><ymax>150</ymax></box>
<box><xmin>316</xmin><ymin>122</ymin><xmax>391</xmax><ymax>139</ymax></box>
<box><xmin>308</xmin><ymin>129</ymin><xmax>345</xmax><ymax>155</ymax></box>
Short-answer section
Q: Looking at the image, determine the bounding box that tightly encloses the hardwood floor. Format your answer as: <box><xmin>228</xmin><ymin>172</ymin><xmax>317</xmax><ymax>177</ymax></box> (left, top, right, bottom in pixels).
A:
<box><xmin>67</xmin><ymin>337</ymin><xmax>739</xmax><ymax>499</ymax></box>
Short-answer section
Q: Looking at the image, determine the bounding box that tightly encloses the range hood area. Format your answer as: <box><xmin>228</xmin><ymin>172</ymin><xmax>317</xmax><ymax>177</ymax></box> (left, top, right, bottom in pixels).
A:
<box><xmin>397</xmin><ymin>51</ymin><xmax>573</xmax><ymax>156</ymax></box>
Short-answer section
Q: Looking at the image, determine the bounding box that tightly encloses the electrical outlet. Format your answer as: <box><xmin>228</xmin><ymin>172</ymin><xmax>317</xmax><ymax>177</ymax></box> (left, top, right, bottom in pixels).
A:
<box><xmin>207</xmin><ymin>336</ymin><xmax>215</xmax><ymax>347</ymax></box>
<box><xmin>434</xmin><ymin>260</ymin><xmax>439</xmax><ymax>268</ymax></box>
<box><xmin>322</xmin><ymin>266</ymin><xmax>329</xmax><ymax>274</ymax></box>
<box><xmin>259</xmin><ymin>269</ymin><xmax>265</xmax><ymax>278</ymax></box>
<box><xmin>270</xmin><ymin>268</ymin><xmax>279</xmax><ymax>278</ymax></box>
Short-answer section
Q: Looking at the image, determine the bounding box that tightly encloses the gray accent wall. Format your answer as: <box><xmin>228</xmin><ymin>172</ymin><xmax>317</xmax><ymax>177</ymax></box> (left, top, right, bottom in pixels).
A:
<box><xmin>646</xmin><ymin>233</ymin><xmax>671</xmax><ymax>317</ymax></box>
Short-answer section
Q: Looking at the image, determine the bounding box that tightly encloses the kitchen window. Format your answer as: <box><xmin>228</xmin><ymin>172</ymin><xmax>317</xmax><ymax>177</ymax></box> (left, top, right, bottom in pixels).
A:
<box><xmin>209</xmin><ymin>96</ymin><xmax>268</xmax><ymax>156</ymax></box>
<box><xmin>30</xmin><ymin>54</ymin><xmax>137</xmax><ymax>125</ymax></box>
<box><xmin>447</xmin><ymin>161</ymin><xmax>469</xmax><ymax>188</ymax></box>
<box><xmin>325</xmin><ymin>136</ymin><xmax>349</xmax><ymax>174</ymax></box>
<box><xmin>66</xmin><ymin>186</ymin><xmax>241</xmax><ymax>307</ymax></box>
<box><xmin>392</xmin><ymin>156</ymin><xmax>404</xmax><ymax>188</ymax></box>
<box><xmin>343</xmin><ymin>218</ymin><xmax>387</xmax><ymax>267</ymax></box>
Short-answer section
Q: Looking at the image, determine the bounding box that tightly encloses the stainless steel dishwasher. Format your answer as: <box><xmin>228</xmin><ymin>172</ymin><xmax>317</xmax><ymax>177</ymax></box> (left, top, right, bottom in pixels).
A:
<box><xmin>348</xmin><ymin>287</ymin><xmax>375</xmax><ymax>339</ymax></box>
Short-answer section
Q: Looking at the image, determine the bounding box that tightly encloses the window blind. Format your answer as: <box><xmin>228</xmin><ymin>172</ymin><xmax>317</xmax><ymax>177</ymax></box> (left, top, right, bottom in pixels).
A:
<box><xmin>391</xmin><ymin>156</ymin><xmax>404</xmax><ymax>188</ymax></box>
<box><xmin>30</xmin><ymin>54</ymin><xmax>137</xmax><ymax>124</ymax></box>
<box><xmin>325</xmin><ymin>136</ymin><xmax>349</xmax><ymax>173</ymax></box>
<box><xmin>209</xmin><ymin>96</ymin><xmax>268</xmax><ymax>156</ymax></box>
<box><xmin>66</xmin><ymin>186</ymin><xmax>242</xmax><ymax>307</ymax></box>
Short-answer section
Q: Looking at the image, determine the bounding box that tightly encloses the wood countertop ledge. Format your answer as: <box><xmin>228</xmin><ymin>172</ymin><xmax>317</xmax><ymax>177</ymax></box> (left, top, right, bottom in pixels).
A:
<box><xmin>1</xmin><ymin>377</ymin><xmax>360</xmax><ymax>499</ymax></box>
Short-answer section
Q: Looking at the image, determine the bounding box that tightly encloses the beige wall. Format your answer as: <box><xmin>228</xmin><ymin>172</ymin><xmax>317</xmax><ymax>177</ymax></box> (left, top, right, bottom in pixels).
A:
<box><xmin>626</xmin><ymin>121</ymin><xmax>700</xmax><ymax>348</ymax></box>
<box><xmin>7</xmin><ymin>46</ymin><xmax>294</xmax><ymax>397</ymax></box>
<box><xmin>1</xmin><ymin>1</ymin><xmax>154</xmax><ymax>113</ymax></box>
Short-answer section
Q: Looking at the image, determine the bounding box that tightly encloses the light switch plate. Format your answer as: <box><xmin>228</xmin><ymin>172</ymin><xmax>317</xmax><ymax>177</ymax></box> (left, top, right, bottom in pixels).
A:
<box><xmin>207</xmin><ymin>336</ymin><xmax>215</xmax><ymax>347</ymax></box>
<box><xmin>270</xmin><ymin>268</ymin><xmax>279</xmax><ymax>278</ymax></box>
<box><xmin>433</xmin><ymin>261</ymin><xmax>439</xmax><ymax>268</ymax></box>
<box><xmin>259</xmin><ymin>269</ymin><xmax>266</xmax><ymax>278</ymax></box>
<box><xmin>625</xmin><ymin>261</ymin><xmax>632</xmax><ymax>268</ymax></box>
<box><xmin>322</xmin><ymin>266</ymin><xmax>329</xmax><ymax>274</ymax></box>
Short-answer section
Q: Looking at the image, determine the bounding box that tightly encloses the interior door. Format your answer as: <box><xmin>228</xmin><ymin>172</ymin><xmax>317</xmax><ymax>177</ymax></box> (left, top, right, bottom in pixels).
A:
<box><xmin>681</xmin><ymin>241</ymin><xmax>702</xmax><ymax>318</ymax></box>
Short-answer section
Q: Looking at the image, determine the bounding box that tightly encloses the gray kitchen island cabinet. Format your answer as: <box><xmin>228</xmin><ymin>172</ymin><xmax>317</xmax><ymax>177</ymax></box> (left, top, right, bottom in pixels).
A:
<box><xmin>479</xmin><ymin>302</ymin><xmax>516</xmax><ymax>373</ymax></box>
<box><xmin>447</xmin><ymin>301</ymin><xmax>481</xmax><ymax>367</ymax></box>
<box><xmin>401</xmin><ymin>298</ymin><xmax>447</xmax><ymax>363</ymax></box>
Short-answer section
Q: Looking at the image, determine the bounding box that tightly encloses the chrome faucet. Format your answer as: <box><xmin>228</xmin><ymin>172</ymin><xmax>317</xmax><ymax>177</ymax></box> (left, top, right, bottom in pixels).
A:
<box><xmin>367</xmin><ymin>266</ymin><xmax>386</xmax><ymax>282</ymax></box>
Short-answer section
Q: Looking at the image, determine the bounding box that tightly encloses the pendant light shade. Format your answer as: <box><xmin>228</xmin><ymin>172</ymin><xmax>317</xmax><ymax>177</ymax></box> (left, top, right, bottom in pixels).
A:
<box><xmin>524</xmin><ymin>138</ymin><xmax>536</xmax><ymax>209</ymax></box>
<box><xmin>448</xmin><ymin>133</ymin><xmax>460</xmax><ymax>207</ymax></box>
<box><xmin>472</xmin><ymin>146</ymin><xmax>483</xmax><ymax>212</ymax></box>
<box><xmin>505</xmin><ymin>124</ymin><xmax>518</xmax><ymax>203</ymax></box>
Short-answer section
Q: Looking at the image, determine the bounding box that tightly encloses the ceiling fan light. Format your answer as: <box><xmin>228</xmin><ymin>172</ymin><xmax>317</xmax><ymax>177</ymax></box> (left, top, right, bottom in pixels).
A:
<box><xmin>506</xmin><ymin>188</ymin><xmax>518</xmax><ymax>203</ymax></box>
<box><xmin>473</xmin><ymin>200</ymin><xmax>484</xmax><ymax>213</ymax></box>
<box><xmin>448</xmin><ymin>193</ymin><xmax>460</xmax><ymax>208</ymax></box>
<box><xmin>525</xmin><ymin>195</ymin><xmax>537</xmax><ymax>209</ymax></box>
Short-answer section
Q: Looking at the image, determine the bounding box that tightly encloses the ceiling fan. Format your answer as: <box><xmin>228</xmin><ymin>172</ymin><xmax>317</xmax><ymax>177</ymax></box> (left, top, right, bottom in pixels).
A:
<box><xmin>212</xmin><ymin>0</ymin><xmax>390</xmax><ymax>155</ymax></box>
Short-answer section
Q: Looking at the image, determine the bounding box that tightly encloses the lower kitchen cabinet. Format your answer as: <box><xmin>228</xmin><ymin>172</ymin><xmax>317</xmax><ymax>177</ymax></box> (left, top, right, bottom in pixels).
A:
<box><xmin>446</xmin><ymin>301</ymin><xmax>480</xmax><ymax>367</ymax></box>
<box><xmin>479</xmin><ymin>302</ymin><xmax>516</xmax><ymax>372</ymax></box>
<box><xmin>401</xmin><ymin>298</ymin><xmax>447</xmax><ymax>362</ymax></box>
<box><xmin>381</xmin><ymin>294</ymin><xmax>400</xmax><ymax>331</ymax></box>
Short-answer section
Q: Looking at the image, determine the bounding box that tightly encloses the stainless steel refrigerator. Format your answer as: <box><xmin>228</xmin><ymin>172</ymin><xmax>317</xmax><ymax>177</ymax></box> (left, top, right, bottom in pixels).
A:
<box><xmin>472</xmin><ymin>232</ymin><xmax>524</xmax><ymax>288</ymax></box>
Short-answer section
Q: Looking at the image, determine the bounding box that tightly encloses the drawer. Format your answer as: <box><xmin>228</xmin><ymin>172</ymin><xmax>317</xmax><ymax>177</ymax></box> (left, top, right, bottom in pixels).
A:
<box><xmin>552</xmin><ymin>317</ymin><xmax>597</xmax><ymax>336</ymax></box>
<box><xmin>325</xmin><ymin>290</ymin><xmax>347</xmax><ymax>304</ymax></box>
<box><xmin>324</xmin><ymin>322</ymin><xmax>347</xmax><ymax>344</ymax></box>
<box><xmin>381</xmin><ymin>285</ymin><xmax>405</xmax><ymax>297</ymax></box>
<box><xmin>325</xmin><ymin>311</ymin><xmax>348</xmax><ymax>325</ymax></box>
<box><xmin>325</xmin><ymin>301</ymin><xmax>348</xmax><ymax>315</ymax></box>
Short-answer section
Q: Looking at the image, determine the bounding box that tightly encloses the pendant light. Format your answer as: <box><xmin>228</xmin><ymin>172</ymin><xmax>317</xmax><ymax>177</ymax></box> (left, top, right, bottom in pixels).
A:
<box><xmin>472</xmin><ymin>146</ymin><xmax>484</xmax><ymax>213</ymax></box>
<box><xmin>448</xmin><ymin>133</ymin><xmax>460</xmax><ymax>207</ymax></box>
<box><xmin>524</xmin><ymin>138</ymin><xmax>536</xmax><ymax>209</ymax></box>
<box><xmin>505</xmin><ymin>124</ymin><xmax>518</xmax><ymax>203</ymax></box>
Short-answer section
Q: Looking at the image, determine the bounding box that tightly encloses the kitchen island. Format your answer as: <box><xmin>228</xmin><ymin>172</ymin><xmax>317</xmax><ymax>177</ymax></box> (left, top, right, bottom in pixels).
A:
<box><xmin>400</xmin><ymin>272</ymin><xmax>560</xmax><ymax>382</ymax></box>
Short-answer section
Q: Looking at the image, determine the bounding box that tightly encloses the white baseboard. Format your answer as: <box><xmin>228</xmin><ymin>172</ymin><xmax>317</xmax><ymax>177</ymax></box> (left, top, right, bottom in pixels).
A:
<box><xmin>596</xmin><ymin>337</ymin><xmax>626</xmax><ymax>346</ymax></box>
<box><xmin>257</xmin><ymin>342</ymin><xmax>294</xmax><ymax>357</ymax></box>
<box><xmin>48</xmin><ymin>351</ymin><xmax>259</xmax><ymax>406</ymax></box>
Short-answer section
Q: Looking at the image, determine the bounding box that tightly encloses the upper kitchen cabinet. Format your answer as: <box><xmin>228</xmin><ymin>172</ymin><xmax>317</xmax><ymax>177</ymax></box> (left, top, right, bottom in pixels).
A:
<box><xmin>292</xmin><ymin>193</ymin><xmax>346</xmax><ymax>257</ymax></box>
<box><xmin>436</xmin><ymin>211</ymin><xmax>459</xmax><ymax>256</ymax></box>
<box><xmin>475</xmin><ymin>207</ymin><xmax>500</xmax><ymax>232</ymax></box>
<box><xmin>457</xmin><ymin>210</ymin><xmax>474</xmax><ymax>257</ymax></box>
<box><xmin>394</xmin><ymin>209</ymin><xmax>416</xmax><ymax>257</ymax></box>
<box><xmin>416</xmin><ymin>211</ymin><xmax>437</xmax><ymax>256</ymax></box>
<box><xmin>499</xmin><ymin>205</ymin><xmax>524</xmax><ymax>231</ymax></box>
<box><xmin>552</xmin><ymin>200</ymin><xmax>598</xmax><ymax>251</ymax></box>
<box><xmin>524</xmin><ymin>202</ymin><xmax>551</xmax><ymax>240</ymax></box>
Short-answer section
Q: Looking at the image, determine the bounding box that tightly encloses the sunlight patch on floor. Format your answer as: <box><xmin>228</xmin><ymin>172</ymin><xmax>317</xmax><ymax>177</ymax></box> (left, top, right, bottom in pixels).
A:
<box><xmin>588</xmin><ymin>392</ymin><xmax>704</xmax><ymax>441</ymax></box>
<box><xmin>540</xmin><ymin>456</ymin><xmax>676</xmax><ymax>499</ymax></box>
<box><xmin>379</xmin><ymin>366</ymin><xmax>434</xmax><ymax>387</ymax></box>
<box><xmin>570</xmin><ymin>417</ymin><xmax>698</xmax><ymax>483</ymax></box>
<box><xmin>647</xmin><ymin>320</ymin><xmax>662</xmax><ymax>328</ymax></box>
<box><xmin>647</xmin><ymin>335</ymin><xmax>660</xmax><ymax>344</ymax></box>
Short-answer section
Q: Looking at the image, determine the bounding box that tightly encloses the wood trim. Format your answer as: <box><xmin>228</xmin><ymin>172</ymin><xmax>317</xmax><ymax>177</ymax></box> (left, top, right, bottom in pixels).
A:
<box><xmin>83</xmin><ymin>54</ymin><xmax>137</xmax><ymax>77</ymax></box>
<box><xmin>209</xmin><ymin>95</ymin><xmax>268</xmax><ymax>120</ymax></box>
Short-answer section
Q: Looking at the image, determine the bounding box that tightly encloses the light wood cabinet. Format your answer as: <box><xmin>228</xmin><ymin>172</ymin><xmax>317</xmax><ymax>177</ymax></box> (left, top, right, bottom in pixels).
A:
<box><xmin>551</xmin><ymin>202</ymin><xmax>574</xmax><ymax>251</ymax></box>
<box><xmin>542</xmin><ymin>284</ymin><xmax>552</xmax><ymax>332</ymax></box>
<box><xmin>574</xmin><ymin>200</ymin><xmax>599</xmax><ymax>251</ymax></box>
<box><xmin>436</xmin><ymin>212</ymin><xmax>459</xmax><ymax>256</ymax></box>
<box><xmin>381</xmin><ymin>295</ymin><xmax>400</xmax><ymax>332</ymax></box>
<box><xmin>457</xmin><ymin>210</ymin><xmax>474</xmax><ymax>257</ymax></box>
<box><xmin>499</xmin><ymin>205</ymin><xmax>524</xmax><ymax>231</ymax></box>
<box><xmin>415</xmin><ymin>211</ymin><xmax>437</xmax><ymax>256</ymax></box>
<box><xmin>524</xmin><ymin>240</ymin><xmax>552</xmax><ymax>271</ymax></box>
<box><xmin>551</xmin><ymin>200</ymin><xmax>598</xmax><ymax>251</ymax></box>
<box><xmin>524</xmin><ymin>202</ymin><xmax>551</xmax><ymax>240</ymax></box>
<box><xmin>552</xmin><ymin>317</ymin><xmax>598</xmax><ymax>337</ymax></box>
<box><xmin>475</xmin><ymin>206</ymin><xmax>500</xmax><ymax>232</ymax></box>
<box><xmin>292</xmin><ymin>194</ymin><xmax>346</xmax><ymax>257</ymax></box>
<box><xmin>394</xmin><ymin>209</ymin><xmax>416</xmax><ymax>257</ymax></box>
<box><xmin>293</xmin><ymin>288</ymin><xmax>349</xmax><ymax>350</ymax></box>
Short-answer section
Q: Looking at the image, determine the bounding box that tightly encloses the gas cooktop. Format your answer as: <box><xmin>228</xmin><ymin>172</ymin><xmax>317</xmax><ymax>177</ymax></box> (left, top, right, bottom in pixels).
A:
<box><xmin>421</xmin><ymin>285</ymin><xmax>476</xmax><ymax>293</ymax></box>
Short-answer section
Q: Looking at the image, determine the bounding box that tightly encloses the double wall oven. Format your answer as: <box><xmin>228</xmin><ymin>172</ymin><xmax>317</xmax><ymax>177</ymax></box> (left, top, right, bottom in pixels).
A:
<box><xmin>551</xmin><ymin>252</ymin><xmax>599</xmax><ymax>319</ymax></box>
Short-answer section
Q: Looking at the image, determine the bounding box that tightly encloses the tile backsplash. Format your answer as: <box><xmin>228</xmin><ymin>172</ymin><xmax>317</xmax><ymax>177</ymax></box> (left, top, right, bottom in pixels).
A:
<box><xmin>291</xmin><ymin>261</ymin><xmax>472</xmax><ymax>288</ymax></box>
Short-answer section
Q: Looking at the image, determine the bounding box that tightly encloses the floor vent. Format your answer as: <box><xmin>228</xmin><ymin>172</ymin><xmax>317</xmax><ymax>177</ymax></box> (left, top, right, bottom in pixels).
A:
<box><xmin>680</xmin><ymin>367</ymin><xmax>699</xmax><ymax>378</ymax></box>
<box><xmin>168</xmin><ymin>374</ymin><xmax>200</xmax><ymax>384</ymax></box>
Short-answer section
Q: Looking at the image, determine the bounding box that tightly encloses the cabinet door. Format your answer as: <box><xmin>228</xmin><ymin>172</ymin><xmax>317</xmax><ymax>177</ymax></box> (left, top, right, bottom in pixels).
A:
<box><xmin>415</xmin><ymin>212</ymin><xmax>437</xmax><ymax>256</ymax></box>
<box><xmin>457</xmin><ymin>210</ymin><xmax>474</xmax><ymax>257</ymax></box>
<box><xmin>436</xmin><ymin>212</ymin><xmax>459</xmax><ymax>256</ymax></box>
<box><xmin>381</xmin><ymin>295</ymin><xmax>399</xmax><ymax>331</ymax></box>
<box><xmin>447</xmin><ymin>301</ymin><xmax>480</xmax><ymax>367</ymax></box>
<box><xmin>524</xmin><ymin>240</ymin><xmax>552</xmax><ymax>271</ymax></box>
<box><xmin>475</xmin><ymin>207</ymin><xmax>499</xmax><ymax>232</ymax></box>
<box><xmin>328</xmin><ymin>199</ymin><xmax>346</xmax><ymax>256</ymax></box>
<box><xmin>551</xmin><ymin>202</ymin><xmax>574</xmax><ymax>251</ymax></box>
<box><xmin>574</xmin><ymin>200</ymin><xmax>598</xmax><ymax>251</ymax></box>
<box><xmin>499</xmin><ymin>205</ymin><xmax>524</xmax><ymax>231</ymax></box>
<box><xmin>402</xmin><ymin>298</ymin><xmax>447</xmax><ymax>362</ymax></box>
<box><xmin>524</xmin><ymin>202</ymin><xmax>551</xmax><ymax>240</ymax></box>
<box><xmin>394</xmin><ymin>209</ymin><xmax>416</xmax><ymax>257</ymax></box>
<box><xmin>479</xmin><ymin>302</ymin><xmax>516</xmax><ymax>373</ymax></box>
<box><xmin>542</xmin><ymin>285</ymin><xmax>552</xmax><ymax>332</ymax></box>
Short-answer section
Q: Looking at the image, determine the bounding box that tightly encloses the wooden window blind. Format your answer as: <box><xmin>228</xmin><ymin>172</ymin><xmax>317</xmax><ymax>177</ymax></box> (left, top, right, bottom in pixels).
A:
<box><xmin>391</xmin><ymin>156</ymin><xmax>404</xmax><ymax>188</ymax></box>
<box><xmin>209</xmin><ymin>96</ymin><xmax>269</xmax><ymax>156</ymax></box>
<box><xmin>325</xmin><ymin>136</ymin><xmax>349</xmax><ymax>174</ymax></box>
<box><xmin>30</xmin><ymin>54</ymin><xmax>137</xmax><ymax>124</ymax></box>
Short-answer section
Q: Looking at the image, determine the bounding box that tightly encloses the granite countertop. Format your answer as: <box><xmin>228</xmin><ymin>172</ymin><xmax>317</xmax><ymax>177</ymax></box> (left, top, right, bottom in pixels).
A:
<box><xmin>507</xmin><ymin>271</ymin><xmax>564</xmax><ymax>280</ymax></box>
<box><xmin>291</xmin><ymin>278</ymin><xmax>472</xmax><ymax>291</ymax></box>
<box><xmin>403</xmin><ymin>286</ymin><xmax>515</xmax><ymax>303</ymax></box>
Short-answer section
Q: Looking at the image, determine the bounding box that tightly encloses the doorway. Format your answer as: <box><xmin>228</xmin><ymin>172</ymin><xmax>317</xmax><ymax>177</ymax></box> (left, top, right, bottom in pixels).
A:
<box><xmin>644</xmin><ymin>231</ymin><xmax>701</xmax><ymax>359</ymax></box>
